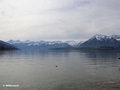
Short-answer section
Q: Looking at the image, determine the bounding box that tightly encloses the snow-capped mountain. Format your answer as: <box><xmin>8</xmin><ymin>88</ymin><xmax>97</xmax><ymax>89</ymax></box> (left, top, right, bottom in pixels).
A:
<box><xmin>8</xmin><ymin>40</ymin><xmax>22</xmax><ymax>44</ymax></box>
<box><xmin>79</xmin><ymin>34</ymin><xmax>120</xmax><ymax>49</ymax></box>
<box><xmin>0</xmin><ymin>40</ymin><xmax>18</xmax><ymax>50</ymax></box>
<box><xmin>8</xmin><ymin>40</ymin><xmax>73</xmax><ymax>50</ymax></box>
<box><xmin>76</xmin><ymin>41</ymin><xmax>84</xmax><ymax>47</ymax></box>
<box><xmin>64</xmin><ymin>41</ymin><xmax>81</xmax><ymax>46</ymax></box>
<box><xmin>8</xmin><ymin>40</ymin><xmax>82</xmax><ymax>46</ymax></box>
<box><xmin>111</xmin><ymin>35</ymin><xmax>120</xmax><ymax>41</ymax></box>
<box><xmin>8</xmin><ymin>40</ymin><xmax>64</xmax><ymax>46</ymax></box>
<box><xmin>8</xmin><ymin>34</ymin><xmax>120</xmax><ymax>50</ymax></box>
<box><xmin>8</xmin><ymin>40</ymin><xmax>80</xmax><ymax>45</ymax></box>
<box><xmin>91</xmin><ymin>34</ymin><xmax>120</xmax><ymax>41</ymax></box>
<box><xmin>89</xmin><ymin>34</ymin><xmax>112</xmax><ymax>41</ymax></box>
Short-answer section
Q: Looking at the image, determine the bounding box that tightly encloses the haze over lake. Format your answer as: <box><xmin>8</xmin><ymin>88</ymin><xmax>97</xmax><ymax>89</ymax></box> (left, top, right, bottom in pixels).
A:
<box><xmin>0</xmin><ymin>49</ymin><xmax>120</xmax><ymax>90</ymax></box>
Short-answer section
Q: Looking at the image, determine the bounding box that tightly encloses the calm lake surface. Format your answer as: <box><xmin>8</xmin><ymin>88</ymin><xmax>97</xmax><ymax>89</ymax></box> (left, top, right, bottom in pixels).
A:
<box><xmin>0</xmin><ymin>49</ymin><xmax>120</xmax><ymax>90</ymax></box>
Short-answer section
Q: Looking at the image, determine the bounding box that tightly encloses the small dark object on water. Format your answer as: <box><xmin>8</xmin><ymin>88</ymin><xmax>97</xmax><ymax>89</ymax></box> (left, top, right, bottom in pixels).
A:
<box><xmin>55</xmin><ymin>65</ymin><xmax>58</xmax><ymax>67</ymax></box>
<box><xmin>118</xmin><ymin>58</ymin><xmax>120</xmax><ymax>59</ymax></box>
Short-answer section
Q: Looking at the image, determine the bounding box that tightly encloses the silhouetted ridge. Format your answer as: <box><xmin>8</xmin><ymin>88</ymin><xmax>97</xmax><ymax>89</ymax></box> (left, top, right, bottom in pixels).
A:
<box><xmin>0</xmin><ymin>40</ymin><xmax>18</xmax><ymax>50</ymax></box>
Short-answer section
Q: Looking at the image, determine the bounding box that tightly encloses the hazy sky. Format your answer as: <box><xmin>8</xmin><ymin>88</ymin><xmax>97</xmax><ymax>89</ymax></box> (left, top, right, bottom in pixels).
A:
<box><xmin>0</xmin><ymin>0</ymin><xmax>120</xmax><ymax>41</ymax></box>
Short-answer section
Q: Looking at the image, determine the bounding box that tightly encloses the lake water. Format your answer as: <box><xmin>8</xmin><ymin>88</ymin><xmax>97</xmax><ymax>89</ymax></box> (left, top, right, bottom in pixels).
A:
<box><xmin>0</xmin><ymin>49</ymin><xmax>120</xmax><ymax>90</ymax></box>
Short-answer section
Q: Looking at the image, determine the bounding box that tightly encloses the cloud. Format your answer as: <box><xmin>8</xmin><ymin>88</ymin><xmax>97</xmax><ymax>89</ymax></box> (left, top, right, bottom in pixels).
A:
<box><xmin>0</xmin><ymin>0</ymin><xmax>120</xmax><ymax>41</ymax></box>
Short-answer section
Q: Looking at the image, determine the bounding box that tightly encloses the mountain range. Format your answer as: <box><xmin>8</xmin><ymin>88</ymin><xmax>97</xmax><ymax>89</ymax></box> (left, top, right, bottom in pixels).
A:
<box><xmin>6</xmin><ymin>34</ymin><xmax>120</xmax><ymax>50</ymax></box>
<box><xmin>79</xmin><ymin>34</ymin><xmax>120</xmax><ymax>49</ymax></box>
<box><xmin>8</xmin><ymin>40</ymin><xmax>83</xmax><ymax>50</ymax></box>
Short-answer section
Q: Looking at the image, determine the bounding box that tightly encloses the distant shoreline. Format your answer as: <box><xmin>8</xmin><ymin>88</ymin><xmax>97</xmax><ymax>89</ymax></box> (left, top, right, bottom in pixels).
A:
<box><xmin>49</xmin><ymin>47</ymin><xmax>120</xmax><ymax>50</ymax></box>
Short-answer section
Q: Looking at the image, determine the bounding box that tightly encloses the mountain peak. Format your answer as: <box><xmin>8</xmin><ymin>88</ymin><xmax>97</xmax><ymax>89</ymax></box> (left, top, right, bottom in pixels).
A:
<box><xmin>8</xmin><ymin>40</ymin><xmax>21</xmax><ymax>44</ymax></box>
<box><xmin>112</xmin><ymin>35</ymin><xmax>120</xmax><ymax>41</ymax></box>
<box><xmin>80</xmin><ymin>34</ymin><xmax>120</xmax><ymax>48</ymax></box>
<box><xmin>90</xmin><ymin>34</ymin><xmax>106</xmax><ymax>41</ymax></box>
<box><xmin>90</xmin><ymin>34</ymin><xmax>113</xmax><ymax>41</ymax></box>
<box><xmin>94</xmin><ymin>34</ymin><xmax>106</xmax><ymax>37</ymax></box>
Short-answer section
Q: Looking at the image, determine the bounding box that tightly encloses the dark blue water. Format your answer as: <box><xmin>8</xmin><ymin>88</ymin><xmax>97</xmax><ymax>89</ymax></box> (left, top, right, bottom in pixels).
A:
<box><xmin>0</xmin><ymin>50</ymin><xmax>120</xmax><ymax>90</ymax></box>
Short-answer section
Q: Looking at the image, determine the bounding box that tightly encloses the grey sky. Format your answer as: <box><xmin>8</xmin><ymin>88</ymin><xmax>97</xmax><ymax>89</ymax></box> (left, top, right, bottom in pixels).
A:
<box><xmin>0</xmin><ymin>0</ymin><xmax>120</xmax><ymax>41</ymax></box>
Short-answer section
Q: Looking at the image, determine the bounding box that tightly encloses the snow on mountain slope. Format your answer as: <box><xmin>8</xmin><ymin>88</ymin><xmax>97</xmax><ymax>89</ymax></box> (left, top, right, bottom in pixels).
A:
<box><xmin>7</xmin><ymin>34</ymin><xmax>120</xmax><ymax>50</ymax></box>
<box><xmin>7</xmin><ymin>40</ymin><xmax>73</xmax><ymax>50</ymax></box>
<box><xmin>8</xmin><ymin>40</ymin><xmax>22</xmax><ymax>44</ymax></box>
<box><xmin>111</xmin><ymin>35</ymin><xmax>120</xmax><ymax>41</ymax></box>
<box><xmin>8</xmin><ymin>40</ymin><xmax>80</xmax><ymax>46</ymax></box>
<box><xmin>80</xmin><ymin>34</ymin><xmax>120</xmax><ymax>48</ymax></box>
<box><xmin>90</xmin><ymin>34</ymin><xmax>112</xmax><ymax>41</ymax></box>
<box><xmin>64</xmin><ymin>41</ymin><xmax>80</xmax><ymax>46</ymax></box>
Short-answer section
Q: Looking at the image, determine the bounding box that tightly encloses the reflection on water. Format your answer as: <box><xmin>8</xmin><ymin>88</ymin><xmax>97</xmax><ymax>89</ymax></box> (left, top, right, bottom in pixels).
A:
<box><xmin>0</xmin><ymin>50</ymin><xmax>120</xmax><ymax>90</ymax></box>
